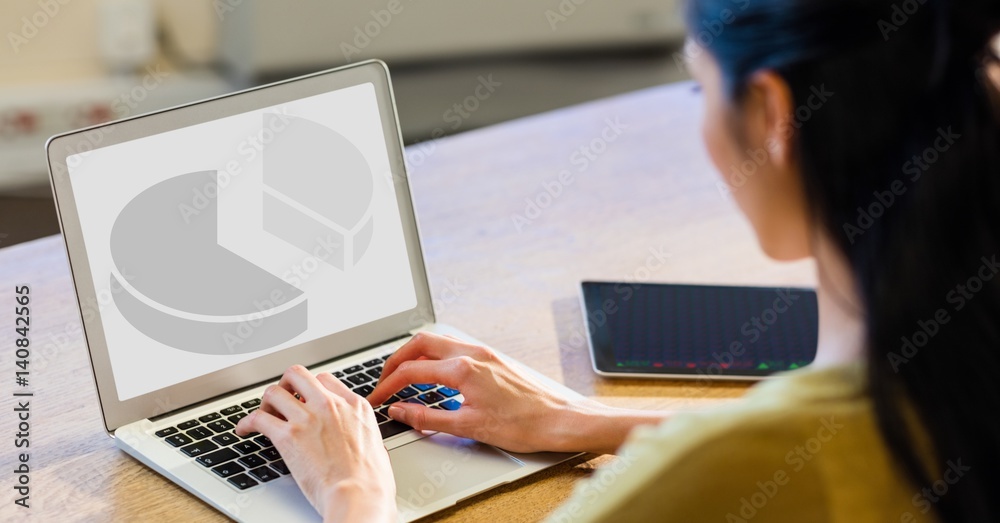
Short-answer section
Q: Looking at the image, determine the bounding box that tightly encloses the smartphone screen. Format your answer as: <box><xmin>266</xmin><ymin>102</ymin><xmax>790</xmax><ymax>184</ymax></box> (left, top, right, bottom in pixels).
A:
<box><xmin>581</xmin><ymin>282</ymin><xmax>819</xmax><ymax>378</ymax></box>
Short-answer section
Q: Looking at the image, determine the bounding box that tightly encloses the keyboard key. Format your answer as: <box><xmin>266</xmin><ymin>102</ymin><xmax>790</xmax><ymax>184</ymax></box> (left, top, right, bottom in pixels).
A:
<box><xmin>248</xmin><ymin>407</ymin><xmax>258</xmax><ymax>413</ymax></box>
<box><xmin>254</xmin><ymin>435</ymin><xmax>274</xmax><ymax>448</ymax></box>
<box><xmin>347</xmin><ymin>373</ymin><xmax>372</xmax><ymax>385</ymax></box>
<box><xmin>180</xmin><ymin>440</ymin><xmax>219</xmax><ymax>457</ymax></box>
<box><xmin>366</xmin><ymin>368</ymin><xmax>382</xmax><ymax>379</ymax></box>
<box><xmin>343</xmin><ymin>365</ymin><xmax>364</xmax><ymax>374</ymax></box>
<box><xmin>241</xmin><ymin>399</ymin><xmax>261</xmax><ymax>409</ymax></box>
<box><xmin>249</xmin><ymin>465</ymin><xmax>280</xmax><ymax>482</ymax></box>
<box><xmin>198</xmin><ymin>412</ymin><xmax>221</xmax><ymax>423</ymax></box>
<box><xmin>239</xmin><ymin>454</ymin><xmax>267</xmax><ymax>468</ymax></box>
<box><xmin>395</xmin><ymin>386</ymin><xmax>418</xmax><ymax>398</ymax></box>
<box><xmin>374</xmin><ymin>410</ymin><xmax>389</xmax><ymax>423</ymax></box>
<box><xmin>212</xmin><ymin>461</ymin><xmax>245</xmax><ymax>478</ymax></box>
<box><xmin>440</xmin><ymin>399</ymin><xmax>462</xmax><ymax>411</ymax></box>
<box><xmin>363</xmin><ymin>358</ymin><xmax>382</xmax><ymax>368</ymax></box>
<box><xmin>377</xmin><ymin>406</ymin><xmax>390</xmax><ymax>417</ymax></box>
<box><xmin>353</xmin><ymin>385</ymin><xmax>374</xmax><ymax>397</ymax></box>
<box><xmin>383</xmin><ymin>396</ymin><xmax>400</xmax><ymax>405</ymax></box>
<box><xmin>418</xmin><ymin>391</ymin><xmax>445</xmax><ymax>404</ymax></box>
<box><xmin>233</xmin><ymin>441</ymin><xmax>262</xmax><ymax>455</ymax></box>
<box><xmin>154</xmin><ymin>427</ymin><xmax>178</xmax><ymax>438</ymax></box>
<box><xmin>332</xmin><ymin>371</ymin><xmax>345</xmax><ymax>378</ymax></box>
<box><xmin>177</xmin><ymin>419</ymin><xmax>199</xmax><ymax>430</ymax></box>
<box><xmin>437</xmin><ymin>386</ymin><xmax>460</xmax><ymax>398</ymax></box>
<box><xmin>227</xmin><ymin>473</ymin><xmax>258</xmax><ymax>490</ymax></box>
<box><xmin>381</xmin><ymin>354</ymin><xmax>393</xmax><ymax>362</ymax></box>
<box><xmin>260</xmin><ymin>447</ymin><xmax>281</xmax><ymax>461</ymax></box>
<box><xmin>220</xmin><ymin>405</ymin><xmax>242</xmax><ymax>416</ymax></box>
<box><xmin>212</xmin><ymin>432</ymin><xmax>239</xmax><ymax>446</ymax></box>
<box><xmin>186</xmin><ymin>426</ymin><xmax>213</xmax><ymax>440</ymax></box>
<box><xmin>379</xmin><ymin>420</ymin><xmax>412</xmax><ymax>439</ymax></box>
<box><xmin>197</xmin><ymin>448</ymin><xmax>239</xmax><ymax>467</ymax></box>
<box><xmin>207</xmin><ymin>420</ymin><xmax>235</xmax><ymax>433</ymax></box>
<box><xmin>270</xmin><ymin>460</ymin><xmax>290</xmax><ymax>475</ymax></box>
<box><xmin>228</xmin><ymin>412</ymin><xmax>248</xmax><ymax>424</ymax></box>
<box><xmin>165</xmin><ymin>433</ymin><xmax>193</xmax><ymax>447</ymax></box>
<box><xmin>412</xmin><ymin>383</ymin><xmax>435</xmax><ymax>392</ymax></box>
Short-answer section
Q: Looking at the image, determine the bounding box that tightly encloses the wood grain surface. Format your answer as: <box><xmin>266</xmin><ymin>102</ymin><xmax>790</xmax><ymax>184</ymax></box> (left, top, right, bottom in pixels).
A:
<box><xmin>0</xmin><ymin>80</ymin><xmax>816</xmax><ymax>522</ymax></box>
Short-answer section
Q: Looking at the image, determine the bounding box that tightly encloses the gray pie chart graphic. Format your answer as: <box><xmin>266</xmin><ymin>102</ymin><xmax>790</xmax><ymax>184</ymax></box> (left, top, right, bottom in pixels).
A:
<box><xmin>110</xmin><ymin>170</ymin><xmax>307</xmax><ymax>355</ymax></box>
<box><xmin>262</xmin><ymin>113</ymin><xmax>375</xmax><ymax>269</ymax></box>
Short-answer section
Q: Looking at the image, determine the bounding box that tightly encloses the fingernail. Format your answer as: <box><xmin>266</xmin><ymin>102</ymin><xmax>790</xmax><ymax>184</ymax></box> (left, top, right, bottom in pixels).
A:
<box><xmin>388</xmin><ymin>405</ymin><xmax>406</xmax><ymax>422</ymax></box>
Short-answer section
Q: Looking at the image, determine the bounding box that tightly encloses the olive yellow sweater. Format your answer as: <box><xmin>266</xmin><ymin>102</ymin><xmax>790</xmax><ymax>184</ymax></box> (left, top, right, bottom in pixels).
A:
<box><xmin>546</xmin><ymin>364</ymin><xmax>947</xmax><ymax>522</ymax></box>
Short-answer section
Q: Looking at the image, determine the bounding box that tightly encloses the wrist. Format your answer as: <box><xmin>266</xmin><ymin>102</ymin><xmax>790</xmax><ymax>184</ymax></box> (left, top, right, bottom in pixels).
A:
<box><xmin>321</xmin><ymin>479</ymin><xmax>396</xmax><ymax>523</ymax></box>
<box><xmin>551</xmin><ymin>399</ymin><xmax>668</xmax><ymax>454</ymax></box>
<box><xmin>549</xmin><ymin>398</ymin><xmax>618</xmax><ymax>454</ymax></box>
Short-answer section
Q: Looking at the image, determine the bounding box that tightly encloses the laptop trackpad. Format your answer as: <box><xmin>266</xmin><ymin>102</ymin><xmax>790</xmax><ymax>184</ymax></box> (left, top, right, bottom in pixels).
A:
<box><xmin>389</xmin><ymin>433</ymin><xmax>523</xmax><ymax>509</ymax></box>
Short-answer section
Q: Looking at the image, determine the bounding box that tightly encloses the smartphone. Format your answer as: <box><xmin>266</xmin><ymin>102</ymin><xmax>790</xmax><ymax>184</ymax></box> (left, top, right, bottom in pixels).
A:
<box><xmin>580</xmin><ymin>281</ymin><xmax>818</xmax><ymax>380</ymax></box>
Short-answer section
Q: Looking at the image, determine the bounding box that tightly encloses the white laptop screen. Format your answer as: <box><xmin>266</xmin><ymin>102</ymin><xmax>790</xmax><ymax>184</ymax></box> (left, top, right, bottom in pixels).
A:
<box><xmin>65</xmin><ymin>81</ymin><xmax>418</xmax><ymax>401</ymax></box>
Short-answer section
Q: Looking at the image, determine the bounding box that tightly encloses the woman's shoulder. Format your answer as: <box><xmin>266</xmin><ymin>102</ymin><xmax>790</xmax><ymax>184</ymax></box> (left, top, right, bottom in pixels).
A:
<box><xmin>548</xmin><ymin>364</ymin><xmax>927</xmax><ymax>523</ymax></box>
<box><xmin>640</xmin><ymin>363</ymin><xmax>872</xmax><ymax>454</ymax></box>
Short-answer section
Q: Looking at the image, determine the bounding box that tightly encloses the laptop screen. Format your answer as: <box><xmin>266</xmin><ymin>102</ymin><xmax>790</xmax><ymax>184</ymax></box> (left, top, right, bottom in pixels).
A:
<box><xmin>65</xmin><ymin>81</ymin><xmax>418</xmax><ymax>401</ymax></box>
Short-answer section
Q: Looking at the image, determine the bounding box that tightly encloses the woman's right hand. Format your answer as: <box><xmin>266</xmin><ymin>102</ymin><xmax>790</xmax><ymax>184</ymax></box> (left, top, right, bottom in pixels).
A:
<box><xmin>367</xmin><ymin>332</ymin><xmax>615</xmax><ymax>454</ymax></box>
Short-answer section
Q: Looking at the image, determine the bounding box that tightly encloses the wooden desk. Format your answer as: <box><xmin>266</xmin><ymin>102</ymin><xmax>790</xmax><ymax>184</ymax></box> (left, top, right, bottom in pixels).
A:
<box><xmin>0</xmin><ymin>81</ymin><xmax>815</xmax><ymax>521</ymax></box>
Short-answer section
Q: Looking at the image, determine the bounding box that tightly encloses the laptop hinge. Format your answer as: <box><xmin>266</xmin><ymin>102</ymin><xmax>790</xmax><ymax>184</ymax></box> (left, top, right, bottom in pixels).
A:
<box><xmin>147</xmin><ymin>332</ymin><xmax>414</xmax><ymax>423</ymax></box>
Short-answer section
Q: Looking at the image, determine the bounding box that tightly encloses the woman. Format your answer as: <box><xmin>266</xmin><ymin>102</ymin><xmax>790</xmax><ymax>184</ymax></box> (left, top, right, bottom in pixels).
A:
<box><xmin>235</xmin><ymin>0</ymin><xmax>1000</xmax><ymax>520</ymax></box>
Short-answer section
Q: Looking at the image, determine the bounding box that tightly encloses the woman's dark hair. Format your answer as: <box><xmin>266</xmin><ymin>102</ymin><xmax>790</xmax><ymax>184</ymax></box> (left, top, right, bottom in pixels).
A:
<box><xmin>684</xmin><ymin>0</ymin><xmax>1000</xmax><ymax>520</ymax></box>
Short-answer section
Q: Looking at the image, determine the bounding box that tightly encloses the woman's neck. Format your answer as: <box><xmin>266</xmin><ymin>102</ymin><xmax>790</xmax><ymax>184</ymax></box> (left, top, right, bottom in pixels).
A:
<box><xmin>810</xmin><ymin>233</ymin><xmax>866</xmax><ymax>368</ymax></box>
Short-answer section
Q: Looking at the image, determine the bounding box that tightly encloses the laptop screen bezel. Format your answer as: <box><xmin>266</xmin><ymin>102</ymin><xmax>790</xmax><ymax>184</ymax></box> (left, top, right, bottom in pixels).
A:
<box><xmin>45</xmin><ymin>60</ymin><xmax>435</xmax><ymax>434</ymax></box>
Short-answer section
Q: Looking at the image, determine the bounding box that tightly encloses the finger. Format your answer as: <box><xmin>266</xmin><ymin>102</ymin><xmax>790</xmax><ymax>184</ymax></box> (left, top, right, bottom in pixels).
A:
<box><xmin>316</xmin><ymin>371</ymin><xmax>356</xmax><ymax>401</ymax></box>
<box><xmin>277</xmin><ymin>365</ymin><xmax>326</xmax><ymax>403</ymax></box>
<box><xmin>387</xmin><ymin>402</ymin><xmax>463</xmax><ymax>434</ymax></box>
<box><xmin>382</xmin><ymin>332</ymin><xmax>473</xmax><ymax>378</ymax></box>
<box><xmin>368</xmin><ymin>359</ymin><xmax>466</xmax><ymax>406</ymax></box>
<box><xmin>235</xmin><ymin>408</ymin><xmax>285</xmax><ymax>437</ymax></box>
<box><xmin>259</xmin><ymin>384</ymin><xmax>307</xmax><ymax>422</ymax></box>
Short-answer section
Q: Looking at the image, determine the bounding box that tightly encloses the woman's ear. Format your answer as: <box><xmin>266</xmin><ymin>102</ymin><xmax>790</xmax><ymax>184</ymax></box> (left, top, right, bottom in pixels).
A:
<box><xmin>733</xmin><ymin>70</ymin><xmax>812</xmax><ymax>261</ymax></box>
<box><xmin>744</xmin><ymin>70</ymin><xmax>796</xmax><ymax>171</ymax></box>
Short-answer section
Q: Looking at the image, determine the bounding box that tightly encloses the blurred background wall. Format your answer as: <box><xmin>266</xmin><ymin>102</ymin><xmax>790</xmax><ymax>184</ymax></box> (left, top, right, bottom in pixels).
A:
<box><xmin>0</xmin><ymin>0</ymin><xmax>689</xmax><ymax>246</ymax></box>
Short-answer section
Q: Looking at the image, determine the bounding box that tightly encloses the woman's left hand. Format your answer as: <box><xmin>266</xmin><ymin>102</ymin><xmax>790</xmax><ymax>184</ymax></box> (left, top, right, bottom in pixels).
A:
<box><xmin>235</xmin><ymin>365</ymin><xmax>396</xmax><ymax>522</ymax></box>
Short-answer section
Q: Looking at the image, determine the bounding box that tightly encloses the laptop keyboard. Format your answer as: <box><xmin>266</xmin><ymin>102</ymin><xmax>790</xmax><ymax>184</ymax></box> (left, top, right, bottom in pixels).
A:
<box><xmin>151</xmin><ymin>351</ymin><xmax>464</xmax><ymax>491</ymax></box>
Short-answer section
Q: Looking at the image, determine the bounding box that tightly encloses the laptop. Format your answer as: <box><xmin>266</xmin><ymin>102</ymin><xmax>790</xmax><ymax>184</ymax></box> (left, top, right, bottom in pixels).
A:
<box><xmin>45</xmin><ymin>60</ymin><xmax>583</xmax><ymax>522</ymax></box>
